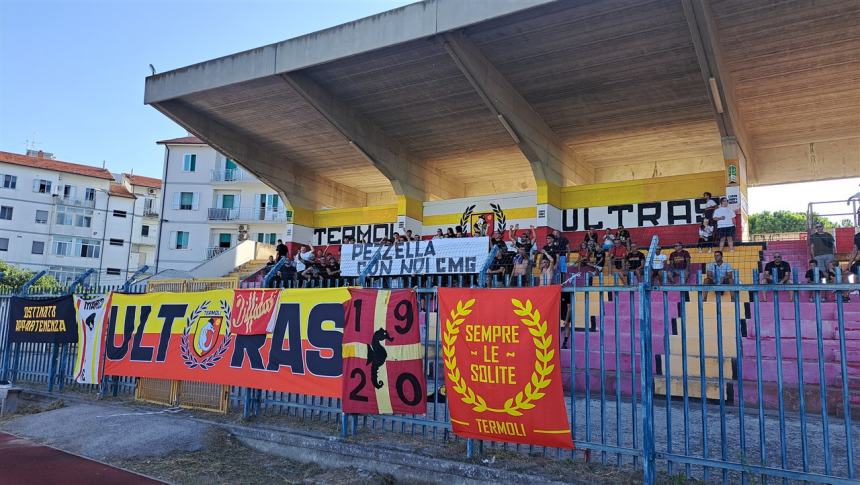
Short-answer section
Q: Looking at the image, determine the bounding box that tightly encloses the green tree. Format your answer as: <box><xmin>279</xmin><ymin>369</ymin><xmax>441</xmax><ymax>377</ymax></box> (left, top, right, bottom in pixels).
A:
<box><xmin>748</xmin><ymin>211</ymin><xmax>835</xmax><ymax>234</ymax></box>
<box><xmin>0</xmin><ymin>261</ymin><xmax>64</xmax><ymax>294</ymax></box>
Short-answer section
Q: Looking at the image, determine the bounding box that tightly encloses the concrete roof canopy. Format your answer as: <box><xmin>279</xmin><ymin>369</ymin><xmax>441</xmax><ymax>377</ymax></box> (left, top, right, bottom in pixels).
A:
<box><xmin>145</xmin><ymin>0</ymin><xmax>860</xmax><ymax>210</ymax></box>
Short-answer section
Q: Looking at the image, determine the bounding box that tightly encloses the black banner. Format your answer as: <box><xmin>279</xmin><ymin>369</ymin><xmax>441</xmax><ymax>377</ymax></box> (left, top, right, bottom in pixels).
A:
<box><xmin>7</xmin><ymin>295</ymin><xmax>78</xmax><ymax>344</ymax></box>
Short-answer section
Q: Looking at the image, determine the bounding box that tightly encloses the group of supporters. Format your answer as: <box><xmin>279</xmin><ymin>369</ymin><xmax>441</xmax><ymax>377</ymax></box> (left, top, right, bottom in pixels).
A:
<box><xmin>265</xmin><ymin>240</ymin><xmax>341</xmax><ymax>286</ymax></box>
<box><xmin>759</xmin><ymin>223</ymin><xmax>860</xmax><ymax>302</ymax></box>
<box><xmin>696</xmin><ymin>191</ymin><xmax>739</xmax><ymax>253</ymax></box>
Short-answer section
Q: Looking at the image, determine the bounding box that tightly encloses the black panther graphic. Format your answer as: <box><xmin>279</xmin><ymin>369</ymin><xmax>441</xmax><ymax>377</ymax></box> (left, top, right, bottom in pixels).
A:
<box><xmin>366</xmin><ymin>328</ymin><xmax>394</xmax><ymax>389</ymax></box>
<box><xmin>84</xmin><ymin>312</ymin><xmax>96</xmax><ymax>331</ymax></box>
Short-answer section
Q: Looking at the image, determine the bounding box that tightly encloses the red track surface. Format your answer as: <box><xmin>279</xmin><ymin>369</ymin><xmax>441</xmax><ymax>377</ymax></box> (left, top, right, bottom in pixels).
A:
<box><xmin>0</xmin><ymin>432</ymin><xmax>163</xmax><ymax>485</ymax></box>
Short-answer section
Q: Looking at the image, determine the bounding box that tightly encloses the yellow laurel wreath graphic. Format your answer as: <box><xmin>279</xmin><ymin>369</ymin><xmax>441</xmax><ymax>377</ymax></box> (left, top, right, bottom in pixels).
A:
<box><xmin>442</xmin><ymin>298</ymin><xmax>554</xmax><ymax>417</ymax></box>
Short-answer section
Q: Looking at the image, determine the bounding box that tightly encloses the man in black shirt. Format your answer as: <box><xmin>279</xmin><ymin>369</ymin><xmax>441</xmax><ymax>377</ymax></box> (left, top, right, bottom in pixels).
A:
<box><xmin>276</xmin><ymin>239</ymin><xmax>288</xmax><ymax>260</ymax></box>
<box><xmin>761</xmin><ymin>252</ymin><xmax>792</xmax><ymax>302</ymax></box>
<box><xmin>625</xmin><ymin>244</ymin><xmax>645</xmax><ymax>283</ymax></box>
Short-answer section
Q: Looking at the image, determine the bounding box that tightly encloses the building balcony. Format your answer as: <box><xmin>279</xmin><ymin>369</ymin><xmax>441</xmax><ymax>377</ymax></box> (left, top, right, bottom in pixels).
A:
<box><xmin>142</xmin><ymin>209</ymin><xmax>159</xmax><ymax>218</ymax></box>
<box><xmin>53</xmin><ymin>195</ymin><xmax>96</xmax><ymax>208</ymax></box>
<box><xmin>210</xmin><ymin>169</ymin><xmax>250</xmax><ymax>183</ymax></box>
<box><xmin>207</xmin><ymin>207</ymin><xmax>290</xmax><ymax>223</ymax></box>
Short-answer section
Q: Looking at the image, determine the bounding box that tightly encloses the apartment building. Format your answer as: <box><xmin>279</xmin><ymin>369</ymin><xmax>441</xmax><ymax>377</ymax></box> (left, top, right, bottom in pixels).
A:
<box><xmin>155</xmin><ymin>136</ymin><xmax>287</xmax><ymax>272</ymax></box>
<box><xmin>0</xmin><ymin>150</ymin><xmax>158</xmax><ymax>286</ymax></box>
<box><xmin>120</xmin><ymin>173</ymin><xmax>162</xmax><ymax>276</ymax></box>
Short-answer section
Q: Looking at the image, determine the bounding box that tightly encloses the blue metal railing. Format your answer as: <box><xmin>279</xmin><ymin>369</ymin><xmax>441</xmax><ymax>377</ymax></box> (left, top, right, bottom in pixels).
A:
<box><xmin>2</xmin><ymin>261</ymin><xmax>859</xmax><ymax>484</ymax></box>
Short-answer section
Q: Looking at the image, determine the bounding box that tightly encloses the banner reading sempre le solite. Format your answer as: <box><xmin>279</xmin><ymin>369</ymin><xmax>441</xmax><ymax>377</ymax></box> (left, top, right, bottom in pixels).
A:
<box><xmin>7</xmin><ymin>295</ymin><xmax>78</xmax><ymax>344</ymax></box>
<box><xmin>439</xmin><ymin>287</ymin><xmax>573</xmax><ymax>449</ymax></box>
<box><xmin>102</xmin><ymin>288</ymin><xmax>350</xmax><ymax>397</ymax></box>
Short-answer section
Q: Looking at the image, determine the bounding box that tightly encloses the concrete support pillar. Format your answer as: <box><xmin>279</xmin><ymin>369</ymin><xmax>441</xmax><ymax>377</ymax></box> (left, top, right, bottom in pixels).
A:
<box><xmin>536</xmin><ymin>179</ymin><xmax>563</xmax><ymax>232</ymax></box>
<box><xmin>722</xmin><ymin>137</ymin><xmax>750</xmax><ymax>241</ymax></box>
<box><xmin>396</xmin><ymin>195</ymin><xmax>424</xmax><ymax>237</ymax></box>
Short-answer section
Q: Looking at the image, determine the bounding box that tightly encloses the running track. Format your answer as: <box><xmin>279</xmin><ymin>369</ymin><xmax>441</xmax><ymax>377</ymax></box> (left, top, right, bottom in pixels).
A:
<box><xmin>0</xmin><ymin>432</ymin><xmax>163</xmax><ymax>484</ymax></box>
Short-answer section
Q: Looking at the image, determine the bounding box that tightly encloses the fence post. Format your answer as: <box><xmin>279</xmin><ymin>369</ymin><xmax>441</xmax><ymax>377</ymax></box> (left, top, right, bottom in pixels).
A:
<box><xmin>639</xmin><ymin>236</ymin><xmax>659</xmax><ymax>485</ymax></box>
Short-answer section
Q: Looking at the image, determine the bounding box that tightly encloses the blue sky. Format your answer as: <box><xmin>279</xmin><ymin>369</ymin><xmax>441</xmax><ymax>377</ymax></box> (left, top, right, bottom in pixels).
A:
<box><xmin>1</xmin><ymin>0</ymin><xmax>857</xmax><ymax>214</ymax></box>
<box><xmin>0</xmin><ymin>0</ymin><xmax>413</xmax><ymax>178</ymax></box>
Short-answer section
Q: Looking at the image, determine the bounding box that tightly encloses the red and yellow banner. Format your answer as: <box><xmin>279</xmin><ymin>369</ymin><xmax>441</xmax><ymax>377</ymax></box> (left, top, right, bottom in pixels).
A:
<box><xmin>341</xmin><ymin>289</ymin><xmax>425</xmax><ymax>415</ymax></box>
<box><xmin>439</xmin><ymin>287</ymin><xmax>573</xmax><ymax>449</ymax></box>
<box><xmin>102</xmin><ymin>288</ymin><xmax>350</xmax><ymax>398</ymax></box>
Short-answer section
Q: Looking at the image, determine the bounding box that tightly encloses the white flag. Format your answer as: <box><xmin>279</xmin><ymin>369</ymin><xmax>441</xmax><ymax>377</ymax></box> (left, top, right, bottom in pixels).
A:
<box><xmin>73</xmin><ymin>294</ymin><xmax>110</xmax><ymax>384</ymax></box>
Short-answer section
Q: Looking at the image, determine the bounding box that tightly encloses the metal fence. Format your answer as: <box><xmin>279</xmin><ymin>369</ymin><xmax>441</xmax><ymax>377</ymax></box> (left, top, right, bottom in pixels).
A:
<box><xmin>1</xmin><ymin>254</ymin><xmax>858</xmax><ymax>484</ymax></box>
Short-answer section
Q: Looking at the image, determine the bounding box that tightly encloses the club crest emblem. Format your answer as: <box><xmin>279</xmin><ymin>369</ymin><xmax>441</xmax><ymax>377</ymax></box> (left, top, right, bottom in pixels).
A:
<box><xmin>460</xmin><ymin>203</ymin><xmax>507</xmax><ymax>236</ymax></box>
<box><xmin>180</xmin><ymin>300</ymin><xmax>232</xmax><ymax>370</ymax></box>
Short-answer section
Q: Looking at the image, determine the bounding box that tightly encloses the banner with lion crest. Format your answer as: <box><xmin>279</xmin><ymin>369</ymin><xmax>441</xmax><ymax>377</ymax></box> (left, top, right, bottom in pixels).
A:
<box><xmin>439</xmin><ymin>287</ymin><xmax>573</xmax><ymax>449</ymax></box>
<box><xmin>101</xmin><ymin>288</ymin><xmax>350</xmax><ymax>397</ymax></box>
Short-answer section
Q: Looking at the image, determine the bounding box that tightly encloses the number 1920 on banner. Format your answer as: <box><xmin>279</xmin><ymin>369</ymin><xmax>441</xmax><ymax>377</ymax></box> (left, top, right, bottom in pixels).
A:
<box><xmin>341</xmin><ymin>289</ymin><xmax>426</xmax><ymax>415</ymax></box>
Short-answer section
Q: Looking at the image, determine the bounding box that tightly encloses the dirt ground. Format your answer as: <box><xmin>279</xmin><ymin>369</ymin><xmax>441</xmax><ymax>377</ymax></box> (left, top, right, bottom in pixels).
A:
<box><xmin>117</xmin><ymin>430</ymin><xmax>403</xmax><ymax>485</ymax></box>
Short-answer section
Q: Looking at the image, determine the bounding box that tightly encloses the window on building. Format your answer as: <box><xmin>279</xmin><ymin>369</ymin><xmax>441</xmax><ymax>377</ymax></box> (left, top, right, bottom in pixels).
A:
<box><xmin>1</xmin><ymin>174</ymin><xmax>16</xmax><ymax>189</ymax></box>
<box><xmin>113</xmin><ymin>210</ymin><xmax>127</xmax><ymax>218</ymax></box>
<box><xmin>143</xmin><ymin>197</ymin><xmax>155</xmax><ymax>214</ymax></box>
<box><xmin>75</xmin><ymin>238</ymin><xmax>101</xmax><ymax>258</ymax></box>
<box><xmin>47</xmin><ymin>265</ymin><xmax>89</xmax><ymax>286</ymax></box>
<box><xmin>183</xmin><ymin>154</ymin><xmax>197</xmax><ymax>172</ymax></box>
<box><xmin>175</xmin><ymin>231</ymin><xmax>189</xmax><ymax>250</ymax></box>
<box><xmin>141</xmin><ymin>225</ymin><xmax>150</xmax><ymax>237</ymax></box>
<box><xmin>31</xmin><ymin>241</ymin><xmax>44</xmax><ymax>255</ymax></box>
<box><xmin>56</xmin><ymin>211</ymin><xmax>72</xmax><ymax>225</ymax></box>
<box><xmin>0</xmin><ymin>237</ymin><xmax>8</xmax><ymax>251</ymax></box>
<box><xmin>218</xmin><ymin>233</ymin><xmax>232</xmax><ymax>248</ymax></box>
<box><xmin>75</xmin><ymin>214</ymin><xmax>92</xmax><ymax>228</ymax></box>
<box><xmin>177</xmin><ymin>192</ymin><xmax>196</xmax><ymax>210</ymax></box>
<box><xmin>53</xmin><ymin>237</ymin><xmax>73</xmax><ymax>256</ymax></box>
<box><xmin>33</xmin><ymin>179</ymin><xmax>52</xmax><ymax>194</ymax></box>
<box><xmin>109</xmin><ymin>238</ymin><xmax>124</xmax><ymax>246</ymax></box>
<box><xmin>256</xmin><ymin>232</ymin><xmax>277</xmax><ymax>245</ymax></box>
<box><xmin>0</xmin><ymin>206</ymin><xmax>12</xmax><ymax>220</ymax></box>
<box><xmin>221</xmin><ymin>194</ymin><xmax>235</xmax><ymax>209</ymax></box>
<box><xmin>106</xmin><ymin>268</ymin><xmax>122</xmax><ymax>276</ymax></box>
<box><xmin>84</xmin><ymin>188</ymin><xmax>95</xmax><ymax>201</ymax></box>
<box><xmin>35</xmin><ymin>210</ymin><xmax>48</xmax><ymax>224</ymax></box>
<box><xmin>61</xmin><ymin>184</ymin><xmax>76</xmax><ymax>199</ymax></box>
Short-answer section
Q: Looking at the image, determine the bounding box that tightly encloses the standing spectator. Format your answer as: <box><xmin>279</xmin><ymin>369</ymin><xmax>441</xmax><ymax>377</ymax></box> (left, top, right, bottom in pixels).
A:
<box><xmin>538</xmin><ymin>250</ymin><xmax>557</xmax><ymax>286</ymax></box>
<box><xmin>264</xmin><ymin>255</ymin><xmax>281</xmax><ymax>287</ymax></box>
<box><xmin>433</xmin><ymin>228</ymin><xmax>444</xmax><ymax>239</ymax></box>
<box><xmin>809</xmin><ymin>222</ymin><xmax>836</xmax><ymax>270</ymax></box>
<box><xmin>697</xmin><ymin>219</ymin><xmax>714</xmax><ymax>253</ymax></box>
<box><xmin>617</xmin><ymin>225</ymin><xmax>631</xmax><ymax>248</ymax></box>
<box><xmin>712</xmin><ymin>198</ymin><xmax>737</xmax><ymax>253</ymax></box>
<box><xmin>510</xmin><ymin>246</ymin><xmax>533</xmax><ymax>286</ymax></box>
<box><xmin>490</xmin><ymin>230</ymin><xmax>508</xmax><ymax>252</ymax></box>
<box><xmin>625</xmin><ymin>243</ymin><xmax>646</xmax><ymax>283</ymax></box>
<box><xmin>552</xmin><ymin>229</ymin><xmax>570</xmax><ymax>255</ymax></box>
<box><xmin>542</xmin><ymin>234</ymin><xmax>557</xmax><ymax>256</ymax></box>
<box><xmin>445</xmin><ymin>227</ymin><xmax>455</xmax><ymax>238</ymax></box>
<box><xmin>609</xmin><ymin>239</ymin><xmax>628</xmax><ymax>284</ymax></box>
<box><xmin>602</xmin><ymin>228</ymin><xmax>616</xmax><ymax>251</ymax></box>
<box><xmin>510</xmin><ymin>224</ymin><xmax>536</xmax><ymax>254</ymax></box>
<box><xmin>668</xmin><ymin>242</ymin><xmax>691</xmax><ymax>284</ymax></box>
<box><xmin>651</xmin><ymin>247</ymin><xmax>668</xmax><ymax>285</ymax></box>
<box><xmin>761</xmin><ymin>252</ymin><xmax>792</xmax><ymax>302</ymax></box>
<box><xmin>405</xmin><ymin>230</ymin><xmax>414</xmax><ymax>240</ymax></box>
<box><xmin>276</xmin><ymin>239</ymin><xmax>288</xmax><ymax>260</ymax></box>
<box><xmin>702</xmin><ymin>192</ymin><xmax>718</xmax><ymax>227</ymax></box>
<box><xmin>294</xmin><ymin>244</ymin><xmax>315</xmax><ymax>274</ymax></box>
<box><xmin>575</xmin><ymin>241</ymin><xmax>591</xmax><ymax>270</ymax></box>
<box><xmin>851</xmin><ymin>230</ymin><xmax>860</xmax><ymax>262</ymax></box>
<box><xmin>847</xmin><ymin>253</ymin><xmax>860</xmax><ymax>299</ymax></box>
<box><xmin>323</xmin><ymin>254</ymin><xmax>341</xmax><ymax>285</ymax></box>
<box><xmin>454</xmin><ymin>225</ymin><xmax>466</xmax><ymax>238</ymax></box>
<box><xmin>583</xmin><ymin>228</ymin><xmax>599</xmax><ymax>252</ymax></box>
<box><xmin>703</xmin><ymin>250</ymin><xmax>734</xmax><ymax>301</ymax></box>
<box><xmin>486</xmin><ymin>250</ymin><xmax>508</xmax><ymax>286</ymax></box>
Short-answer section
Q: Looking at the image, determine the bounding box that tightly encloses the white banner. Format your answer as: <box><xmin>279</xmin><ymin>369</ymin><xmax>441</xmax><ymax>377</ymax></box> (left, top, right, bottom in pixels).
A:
<box><xmin>341</xmin><ymin>237</ymin><xmax>489</xmax><ymax>276</ymax></box>
<box><xmin>73</xmin><ymin>294</ymin><xmax>110</xmax><ymax>384</ymax></box>
<box><xmin>561</xmin><ymin>197</ymin><xmax>715</xmax><ymax>231</ymax></box>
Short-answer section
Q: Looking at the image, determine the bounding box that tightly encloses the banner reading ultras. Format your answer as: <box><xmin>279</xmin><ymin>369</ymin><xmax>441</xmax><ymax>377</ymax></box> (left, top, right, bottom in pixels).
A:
<box><xmin>439</xmin><ymin>287</ymin><xmax>573</xmax><ymax>449</ymax></box>
<box><xmin>102</xmin><ymin>288</ymin><xmax>350</xmax><ymax>397</ymax></box>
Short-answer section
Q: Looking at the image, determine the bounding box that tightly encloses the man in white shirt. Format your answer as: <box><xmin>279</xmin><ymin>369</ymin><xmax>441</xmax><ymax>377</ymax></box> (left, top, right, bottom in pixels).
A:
<box><xmin>651</xmin><ymin>247</ymin><xmax>668</xmax><ymax>285</ymax></box>
<box><xmin>712</xmin><ymin>197</ymin><xmax>737</xmax><ymax>253</ymax></box>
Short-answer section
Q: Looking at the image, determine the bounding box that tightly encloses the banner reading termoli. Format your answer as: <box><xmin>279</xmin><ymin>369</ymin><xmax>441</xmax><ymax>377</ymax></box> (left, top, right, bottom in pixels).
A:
<box><xmin>340</xmin><ymin>237</ymin><xmax>489</xmax><ymax>277</ymax></box>
<box><xmin>102</xmin><ymin>288</ymin><xmax>350</xmax><ymax>398</ymax></box>
<box><xmin>7</xmin><ymin>295</ymin><xmax>78</xmax><ymax>344</ymax></box>
<box><xmin>439</xmin><ymin>287</ymin><xmax>573</xmax><ymax>449</ymax></box>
